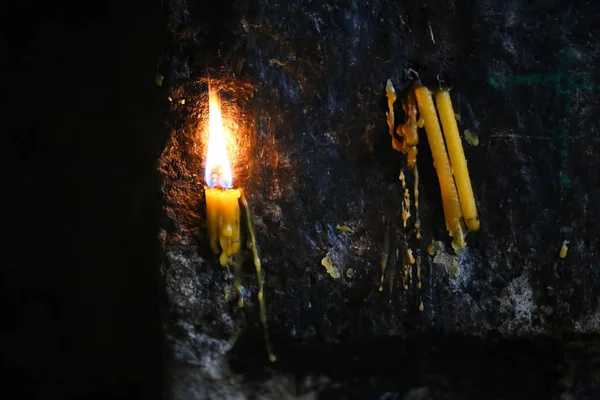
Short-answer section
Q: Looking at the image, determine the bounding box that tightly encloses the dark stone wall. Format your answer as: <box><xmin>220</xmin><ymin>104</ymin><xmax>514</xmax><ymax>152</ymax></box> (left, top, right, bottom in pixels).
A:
<box><xmin>160</xmin><ymin>0</ymin><xmax>600</xmax><ymax>398</ymax></box>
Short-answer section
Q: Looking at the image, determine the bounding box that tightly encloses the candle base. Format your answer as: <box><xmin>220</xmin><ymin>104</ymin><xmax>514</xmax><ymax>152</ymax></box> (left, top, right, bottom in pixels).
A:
<box><xmin>205</xmin><ymin>187</ymin><xmax>241</xmax><ymax>266</ymax></box>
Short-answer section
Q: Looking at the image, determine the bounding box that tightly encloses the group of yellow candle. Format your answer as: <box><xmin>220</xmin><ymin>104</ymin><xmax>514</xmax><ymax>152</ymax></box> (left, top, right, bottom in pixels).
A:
<box><xmin>386</xmin><ymin>80</ymin><xmax>479</xmax><ymax>249</ymax></box>
<box><xmin>414</xmin><ymin>85</ymin><xmax>480</xmax><ymax>248</ymax></box>
<box><xmin>381</xmin><ymin>80</ymin><xmax>479</xmax><ymax>311</ymax></box>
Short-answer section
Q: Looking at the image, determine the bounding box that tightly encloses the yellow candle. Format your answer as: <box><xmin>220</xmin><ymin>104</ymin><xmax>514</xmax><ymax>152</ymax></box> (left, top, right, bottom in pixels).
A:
<box><xmin>414</xmin><ymin>85</ymin><xmax>465</xmax><ymax>248</ymax></box>
<box><xmin>203</xmin><ymin>83</ymin><xmax>274</xmax><ymax>362</ymax></box>
<box><xmin>205</xmin><ymin>187</ymin><xmax>241</xmax><ymax>265</ymax></box>
<box><xmin>435</xmin><ymin>90</ymin><xmax>480</xmax><ymax>232</ymax></box>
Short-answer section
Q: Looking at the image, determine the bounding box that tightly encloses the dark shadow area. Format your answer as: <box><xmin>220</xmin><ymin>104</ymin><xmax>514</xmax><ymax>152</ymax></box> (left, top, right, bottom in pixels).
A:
<box><xmin>2</xmin><ymin>1</ymin><xmax>167</xmax><ymax>399</ymax></box>
<box><xmin>230</xmin><ymin>328</ymin><xmax>600</xmax><ymax>399</ymax></box>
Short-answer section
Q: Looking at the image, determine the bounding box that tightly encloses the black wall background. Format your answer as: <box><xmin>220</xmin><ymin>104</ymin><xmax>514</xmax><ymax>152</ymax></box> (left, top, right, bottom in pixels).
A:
<box><xmin>2</xmin><ymin>1</ymin><xmax>165</xmax><ymax>399</ymax></box>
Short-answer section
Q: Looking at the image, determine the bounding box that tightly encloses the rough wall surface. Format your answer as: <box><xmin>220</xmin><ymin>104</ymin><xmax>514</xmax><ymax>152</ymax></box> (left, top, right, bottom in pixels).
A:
<box><xmin>159</xmin><ymin>0</ymin><xmax>600</xmax><ymax>398</ymax></box>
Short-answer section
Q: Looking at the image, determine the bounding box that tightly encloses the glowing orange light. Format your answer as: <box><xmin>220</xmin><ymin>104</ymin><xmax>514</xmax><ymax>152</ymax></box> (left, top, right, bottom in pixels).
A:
<box><xmin>205</xmin><ymin>86</ymin><xmax>233</xmax><ymax>188</ymax></box>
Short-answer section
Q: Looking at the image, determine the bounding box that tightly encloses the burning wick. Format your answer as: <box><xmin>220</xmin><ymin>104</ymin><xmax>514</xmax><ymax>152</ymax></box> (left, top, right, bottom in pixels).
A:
<box><xmin>209</xmin><ymin>166</ymin><xmax>229</xmax><ymax>190</ymax></box>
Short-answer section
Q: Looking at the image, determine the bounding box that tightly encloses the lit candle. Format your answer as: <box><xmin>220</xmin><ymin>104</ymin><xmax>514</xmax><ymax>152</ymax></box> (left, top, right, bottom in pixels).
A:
<box><xmin>414</xmin><ymin>85</ymin><xmax>465</xmax><ymax>249</ymax></box>
<box><xmin>203</xmin><ymin>85</ymin><xmax>276</xmax><ymax>362</ymax></box>
<box><xmin>435</xmin><ymin>90</ymin><xmax>480</xmax><ymax>232</ymax></box>
<box><xmin>204</xmin><ymin>86</ymin><xmax>241</xmax><ymax>266</ymax></box>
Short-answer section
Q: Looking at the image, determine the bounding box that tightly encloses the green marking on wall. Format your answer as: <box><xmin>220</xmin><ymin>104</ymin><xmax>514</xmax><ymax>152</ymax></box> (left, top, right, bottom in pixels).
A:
<box><xmin>487</xmin><ymin>8</ymin><xmax>588</xmax><ymax>190</ymax></box>
<box><xmin>488</xmin><ymin>73</ymin><xmax>564</xmax><ymax>89</ymax></box>
<box><xmin>559</xmin><ymin>174</ymin><xmax>571</xmax><ymax>188</ymax></box>
<box><xmin>554</xmin><ymin>7</ymin><xmax>576</xmax><ymax>189</ymax></box>
<box><xmin>488</xmin><ymin>77</ymin><xmax>506</xmax><ymax>90</ymax></box>
<box><xmin>488</xmin><ymin>73</ymin><xmax>600</xmax><ymax>91</ymax></box>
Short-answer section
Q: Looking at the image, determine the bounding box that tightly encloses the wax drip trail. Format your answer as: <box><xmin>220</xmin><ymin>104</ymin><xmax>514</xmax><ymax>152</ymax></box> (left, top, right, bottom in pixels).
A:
<box><xmin>413</xmin><ymin>166</ymin><xmax>421</xmax><ymax>239</ymax></box>
<box><xmin>240</xmin><ymin>190</ymin><xmax>276</xmax><ymax>362</ymax></box>
<box><xmin>234</xmin><ymin>251</ymin><xmax>244</xmax><ymax>308</ymax></box>
<box><xmin>379</xmin><ymin>221</ymin><xmax>390</xmax><ymax>292</ymax></box>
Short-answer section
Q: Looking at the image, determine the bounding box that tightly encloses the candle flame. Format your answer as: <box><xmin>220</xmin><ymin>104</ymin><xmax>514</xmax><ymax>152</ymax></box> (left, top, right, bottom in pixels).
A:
<box><xmin>205</xmin><ymin>86</ymin><xmax>233</xmax><ymax>188</ymax></box>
